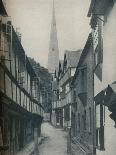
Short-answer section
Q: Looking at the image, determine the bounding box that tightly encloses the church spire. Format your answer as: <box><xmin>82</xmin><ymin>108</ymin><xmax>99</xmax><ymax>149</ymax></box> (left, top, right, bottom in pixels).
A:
<box><xmin>48</xmin><ymin>0</ymin><xmax>59</xmax><ymax>73</ymax></box>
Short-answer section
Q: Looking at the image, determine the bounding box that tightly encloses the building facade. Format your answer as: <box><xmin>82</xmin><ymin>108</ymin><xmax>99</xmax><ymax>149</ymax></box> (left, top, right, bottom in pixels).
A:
<box><xmin>51</xmin><ymin>50</ymin><xmax>81</xmax><ymax>129</ymax></box>
<box><xmin>88</xmin><ymin>0</ymin><xmax>116</xmax><ymax>155</ymax></box>
<box><xmin>0</xmin><ymin>2</ymin><xmax>43</xmax><ymax>155</ymax></box>
<box><xmin>70</xmin><ymin>34</ymin><xmax>95</xmax><ymax>155</ymax></box>
<box><xmin>28</xmin><ymin>57</ymin><xmax>52</xmax><ymax>120</ymax></box>
<box><xmin>51</xmin><ymin>67</ymin><xmax>59</xmax><ymax>126</ymax></box>
<box><xmin>51</xmin><ymin>0</ymin><xmax>116</xmax><ymax>155</ymax></box>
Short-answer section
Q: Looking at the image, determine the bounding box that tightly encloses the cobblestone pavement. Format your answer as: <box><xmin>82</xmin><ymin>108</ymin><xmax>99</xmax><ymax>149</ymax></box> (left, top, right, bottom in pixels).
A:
<box><xmin>39</xmin><ymin>122</ymin><xmax>68</xmax><ymax>155</ymax></box>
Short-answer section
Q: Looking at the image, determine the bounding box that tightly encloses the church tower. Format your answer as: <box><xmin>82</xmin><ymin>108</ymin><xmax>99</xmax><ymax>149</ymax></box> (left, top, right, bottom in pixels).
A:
<box><xmin>48</xmin><ymin>0</ymin><xmax>59</xmax><ymax>73</ymax></box>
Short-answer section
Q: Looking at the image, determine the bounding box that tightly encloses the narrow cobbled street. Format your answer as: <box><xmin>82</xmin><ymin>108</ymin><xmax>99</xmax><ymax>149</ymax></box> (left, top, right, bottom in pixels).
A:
<box><xmin>39</xmin><ymin>122</ymin><xmax>68</xmax><ymax>155</ymax></box>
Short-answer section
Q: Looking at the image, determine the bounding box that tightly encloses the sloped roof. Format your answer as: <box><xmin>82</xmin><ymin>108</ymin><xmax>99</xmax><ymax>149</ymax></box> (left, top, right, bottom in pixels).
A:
<box><xmin>87</xmin><ymin>0</ymin><xmax>110</xmax><ymax>17</ymax></box>
<box><xmin>71</xmin><ymin>33</ymin><xmax>92</xmax><ymax>85</ymax></box>
<box><xmin>0</xmin><ymin>0</ymin><xmax>7</xmax><ymax>15</ymax></box>
<box><xmin>64</xmin><ymin>50</ymin><xmax>82</xmax><ymax>68</ymax></box>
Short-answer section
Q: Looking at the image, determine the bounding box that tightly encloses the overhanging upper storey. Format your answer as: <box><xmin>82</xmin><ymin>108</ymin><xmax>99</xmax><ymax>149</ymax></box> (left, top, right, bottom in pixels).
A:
<box><xmin>88</xmin><ymin>0</ymin><xmax>115</xmax><ymax>17</ymax></box>
<box><xmin>94</xmin><ymin>81</ymin><xmax>116</xmax><ymax>125</ymax></box>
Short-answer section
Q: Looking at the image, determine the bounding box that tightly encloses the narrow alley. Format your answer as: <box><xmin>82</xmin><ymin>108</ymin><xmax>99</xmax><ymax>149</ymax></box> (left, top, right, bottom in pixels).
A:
<box><xmin>39</xmin><ymin>122</ymin><xmax>68</xmax><ymax>155</ymax></box>
<box><xmin>1</xmin><ymin>1</ymin><xmax>116</xmax><ymax>155</ymax></box>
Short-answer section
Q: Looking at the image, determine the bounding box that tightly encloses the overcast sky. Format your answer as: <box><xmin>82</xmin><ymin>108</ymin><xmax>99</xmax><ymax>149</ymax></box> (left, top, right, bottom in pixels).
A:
<box><xmin>5</xmin><ymin>0</ymin><xmax>91</xmax><ymax>67</ymax></box>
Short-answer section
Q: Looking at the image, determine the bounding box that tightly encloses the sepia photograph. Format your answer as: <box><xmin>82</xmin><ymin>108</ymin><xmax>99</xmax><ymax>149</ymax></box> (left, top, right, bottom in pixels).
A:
<box><xmin>0</xmin><ymin>0</ymin><xmax>116</xmax><ymax>155</ymax></box>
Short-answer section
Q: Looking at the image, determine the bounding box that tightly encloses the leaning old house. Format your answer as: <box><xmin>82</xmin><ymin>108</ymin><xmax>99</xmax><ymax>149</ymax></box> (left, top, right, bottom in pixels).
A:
<box><xmin>0</xmin><ymin>1</ymin><xmax>43</xmax><ymax>155</ymax></box>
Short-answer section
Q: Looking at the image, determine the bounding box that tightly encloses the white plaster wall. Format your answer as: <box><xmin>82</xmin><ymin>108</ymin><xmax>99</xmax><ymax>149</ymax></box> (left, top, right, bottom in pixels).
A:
<box><xmin>94</xmin><ymin>2</ymin><xmax>116</xmax><ymax>96</ymax></box>
<box><xmin>102</xmin><ymin>2</ymin><xmax>116</xmax><ymax>88</ymax></box>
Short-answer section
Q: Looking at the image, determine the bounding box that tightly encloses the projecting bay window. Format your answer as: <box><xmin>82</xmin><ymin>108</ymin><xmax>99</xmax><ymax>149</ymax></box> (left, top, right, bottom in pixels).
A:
<box><xmin>96</xmin><ymin>104</ymin><xmax>105</xmax><ymax>150</ymax></box>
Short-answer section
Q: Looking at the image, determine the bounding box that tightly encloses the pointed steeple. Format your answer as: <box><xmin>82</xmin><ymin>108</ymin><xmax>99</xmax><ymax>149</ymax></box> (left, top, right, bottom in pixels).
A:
<box><xmin>48</xmin><ymin>0</ymin><xmax>59</xmax><ymax>73</ymax></box>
